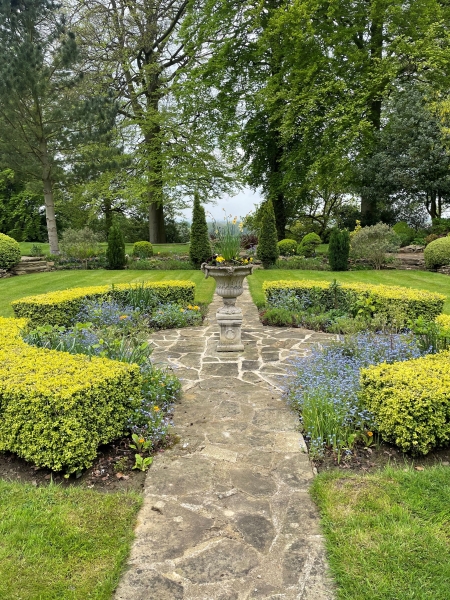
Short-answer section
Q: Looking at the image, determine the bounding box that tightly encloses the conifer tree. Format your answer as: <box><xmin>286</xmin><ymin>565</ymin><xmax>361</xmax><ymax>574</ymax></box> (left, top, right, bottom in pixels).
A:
<box><xmin>189</xmin><ymin>193</ymin><xmax>211</xmax><ymax>268</ymax></box>
<box><xmin>257</xmin><ymin>200</ymin><xmax>279</xmax><ymax>268</ymax></box>
<box><xmin>328</xmin><ymin>228</ymin><xmax>350</xmax><ymax>271</ymax></box>
<box><xmin>106</xmin><ymin>223</ymin><xmax>126</xmax><ymax>269</ymax></box>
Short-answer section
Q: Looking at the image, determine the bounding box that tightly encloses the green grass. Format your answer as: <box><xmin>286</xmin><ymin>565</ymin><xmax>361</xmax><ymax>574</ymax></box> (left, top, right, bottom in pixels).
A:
<box><xmin>0</xmin><ymin>481</ymin><xmax>142</xmax><ymax>600</ymax></box>
<box><xmin>248</xmin><ymin>269</ymin><xmax>450</xmax><ymax>313</ymax></box>
<box><xmin>0</xmin><ymin>270</ymin><xmax>214</xmax><ymax>317</ymax></box>
<box><xmin>18</xmin><ymin>241</ymin><xmax>190</xmax><ymax>256</ymax></box>
<box><xmin>311</xmin><ymin>466</ymin><xmax>450</xmax><ymax>600</ymax></box>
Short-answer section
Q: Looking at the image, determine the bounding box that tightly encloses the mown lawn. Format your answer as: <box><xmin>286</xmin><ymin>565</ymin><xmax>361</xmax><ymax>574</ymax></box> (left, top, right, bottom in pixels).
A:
<box><xmin>0</xmin><ymin>270</ymin><xmax>214</xmax><ymax>317</ymax></box>
<box><xmin>248</xmin><ymin>268</ymin><xmax>450</xmax><ymax>313</ymax></box>
<box><xmin>19</xmin><ymin>241</ymin><xmax>190</xmax><ymax>256</ymax></box>
<box><xmin>312</xmin><ymin>466</ymin><xmax>450</xmax><ymax>600</ymax></box>
<box><xmin>0</xmin><ymin>481</ymin><xmax>142</xmax><ymax>600</ymax></box>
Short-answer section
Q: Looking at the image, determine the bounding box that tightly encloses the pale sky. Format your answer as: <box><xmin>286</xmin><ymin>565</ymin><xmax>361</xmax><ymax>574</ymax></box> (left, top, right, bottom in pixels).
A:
<box><xmin>179</xmin><ymin>187</ymin><xmax>263</xmax><ymax>222</ymax></box>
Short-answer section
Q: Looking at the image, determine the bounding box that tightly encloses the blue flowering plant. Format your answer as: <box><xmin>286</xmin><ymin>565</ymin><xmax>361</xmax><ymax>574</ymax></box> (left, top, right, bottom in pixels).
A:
<box><xmin>288</xmin><ymin>332</ymin><xmax>426</xmax><ymax>461</ymax></box>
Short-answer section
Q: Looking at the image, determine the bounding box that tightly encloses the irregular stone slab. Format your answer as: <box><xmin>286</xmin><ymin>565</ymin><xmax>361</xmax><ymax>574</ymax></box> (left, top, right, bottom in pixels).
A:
<box><xmin>175</xmin><ymin>539</ymin><xmax>259</xmax><ymax>583</ymax></box>
<box><xmin>231</xmin><ymin>467</ymin><xmax>277</xmax><ymax>497</ymax></box>
<box><xmin>235</xmin><ymin>513</ymin><xmax>275</xmax><ymax>551</ymax></box>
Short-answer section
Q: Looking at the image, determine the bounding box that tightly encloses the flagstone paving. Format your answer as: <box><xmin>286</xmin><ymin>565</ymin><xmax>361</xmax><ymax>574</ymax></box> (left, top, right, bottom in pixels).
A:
<box><xmin>114</xmin><ymin>283</ymin><xmax>335</xmax><ymax>600</ymax></box>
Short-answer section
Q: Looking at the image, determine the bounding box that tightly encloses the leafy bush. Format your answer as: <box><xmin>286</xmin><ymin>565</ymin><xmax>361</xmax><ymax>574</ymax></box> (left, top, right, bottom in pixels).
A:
<box><xmin>127</xmin><ymin>258</ymin><xmax>193</xmax><ymax>270</ymax></box>
<box><xmin>132</xmin><ymin>241</ymin><xmax>153</xmax><ymax>258</ymax></box>
<box><xmin>260</xmin><ymin>307</ymin><xmax>299</xmax><ymax>326</ymax></box>
<box><xmin>424</xmin><ymin>233</ymin><xmax>440</xmax><ymax>246</ymax></box>
<box><xmin>328</xmin><ymin>229</ymin><xmax>350</xmax><ymax>271</ymax></box>
<box><xmin>29</xmin><ymin>244</ymin><xmax>44</xmax><ymax>257</ymax></box>
<box><xmin>106</xmin><ymin>223</ymin><xmax>126</xmax><ymax>269</ymax></box>
<box><xmin>361</xmin><ymin>352</ymin><xmax>450</xmax><ymax>455</ymax></box>
<box><xmin>393</xmin><ymin>222</ymin><xmax>415</xmax><ymax>246</ymax></box>
<box><xmin>12</xmin><ymin>281</ymin><xmax>196</xmax><ymax>327</ymax></box>
<box><xmin>189</xmin><ymin>193</ymin><xmax>211</xmax><ymax>268</ymax></box>
<box><xmin>289</xmin><ymin>333</ymin><xmax>423</xmax><ymax>459</ymax></box>
<box><xmin>59</xmin><ymin>227</ymin><xmax>101</xmax><ymax>269</ymax></box>
<box><xmin>257</xmin><ymin>200</ymin><xmax>279</xmax><ymax>268</ymax></box>
<box><xmin>298</xmin><ymin>232</ymin><xmax>321</xmax><ymax>257</ymax></box>
<box><xmin>350</xmin><ymin>223</ymin><xmax>401</xmax><ymax>269</ymax></box>
<box><xmin>424</xmin><ymin>236</ymin><xmax>450</xmax><ymax>269</ymax></box>
<box><xmin>274</xmin><ymin>256</ymin><xmax>329</xmax><ymax>270</ymax></box>
<box><xmin>0</xmin><ymin>321</ymin><xmax>142</xmax><ymax>474</ymax></box>
<box><xmin>263</xmin><ymin>280</ymin><xmax>445</xmax><ymax>325</ymax></box>
<box><xmin>149</xmin><ymin>303</ymin><xmax>203</xmax><ymax>329</ymax></box>
<box><xmin>277</xmin><ymin>238</ymin><xmax>298</xmax><ymax>256</ymax></box>
<box><xmin>0</xmin><ymin>232</ymin><xmax>21</xmax><ymax>270</ymax></box>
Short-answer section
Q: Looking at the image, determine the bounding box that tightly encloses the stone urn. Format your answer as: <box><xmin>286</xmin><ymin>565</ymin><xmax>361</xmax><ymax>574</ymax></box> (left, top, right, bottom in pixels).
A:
<box><xmin>201</xmin><ymin>263</ymin><xmax>254</xmax><ymax>351</ymax></box>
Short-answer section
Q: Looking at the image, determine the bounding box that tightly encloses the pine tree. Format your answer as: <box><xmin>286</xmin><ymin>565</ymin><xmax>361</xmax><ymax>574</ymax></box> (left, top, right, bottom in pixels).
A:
<box><xmin>328</xmin><ymin>229</ymin><xmax>350</xmax><ymax>271</ymax></box>
<box><xmin>257</xmin><ymin>200</ymin><xmax>279</xmax><ymax>268</ymax></box>
<box><xmin>106</xmin><ymin>223</ymin><xmax>126</xmax><ymax>269</ymax></box>
<box><xmin>189</xmin><ymin>193</ymin><xmax>211</xmax><ymax>268</ymax></box>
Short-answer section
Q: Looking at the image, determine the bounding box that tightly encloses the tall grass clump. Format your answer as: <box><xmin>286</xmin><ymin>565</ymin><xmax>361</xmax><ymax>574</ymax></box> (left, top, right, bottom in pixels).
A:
<box><xmin>288</xmin><ymin>333</ymin><xmax>425</xmax><ymax>459</ymax></box>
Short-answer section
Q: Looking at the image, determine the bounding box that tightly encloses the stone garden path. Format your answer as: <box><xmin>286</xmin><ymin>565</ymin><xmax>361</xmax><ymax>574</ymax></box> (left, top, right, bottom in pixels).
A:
<box><xmin>114</xmin><ymin>283</ymin><xmax>335</xmax><ymax>600</ymax></box>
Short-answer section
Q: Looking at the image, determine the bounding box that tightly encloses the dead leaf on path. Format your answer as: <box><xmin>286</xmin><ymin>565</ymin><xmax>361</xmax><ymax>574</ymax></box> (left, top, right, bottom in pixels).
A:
<box><xmin>414</xmin><ymin>466</ymin><xmax>424</xmax><ymax>471</ymax></box>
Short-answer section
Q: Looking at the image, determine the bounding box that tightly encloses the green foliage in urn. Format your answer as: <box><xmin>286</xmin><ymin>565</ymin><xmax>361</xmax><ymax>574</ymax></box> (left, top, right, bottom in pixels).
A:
<box><xmin>106</xmin><ymin>223</ymin><xmax>126</xmax><ymax>269</ymax></box>
<box><xmin>189</xmin><ymin>193</ymin><xmax>211</xmax><ymax>268</ymax></box>
<box><xmin>328</xmin><ymin>229</ymin><xmax>350</xmax><ymax>271</ymax></box>
<box><xmin>257</xmin><ymin>201</ymin><xmax>279</xmax><ymax>268</ymax></box>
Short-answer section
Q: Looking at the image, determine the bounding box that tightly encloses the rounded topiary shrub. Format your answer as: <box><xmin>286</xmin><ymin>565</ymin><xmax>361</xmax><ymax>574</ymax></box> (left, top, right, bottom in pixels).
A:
<box><xmin>132</xmin><ymin>241</ymin><xmax>154</xmax><ymax>258</ymax></box>
<box><xmin>424</xmin><ymin>236</ymin><xmax>450</xmax><ymax>269</ymax></box>
<box><xmin>0</xmin><ymin>233</ymin><xmax>21</xmax><ymax>270</ymax></box>
<box><xmin>278</xmin><ymin>238</ymin><xmax>298</xmax><ymax>256</ymax></box>
<box><xmin>298</xmin><ymin>232</ymin><xmax>321</xmax><ymax>257</ymax></box>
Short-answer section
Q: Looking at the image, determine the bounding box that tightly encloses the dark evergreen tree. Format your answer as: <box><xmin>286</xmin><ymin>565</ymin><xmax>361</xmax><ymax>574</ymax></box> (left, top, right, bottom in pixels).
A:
<box><xmin>106</xmin><ymin>223</ymin><xmax>126</xmax><ymax>269</ymax></box>
<box><xmin>189</xmin><ymin>193</ymin><xmax>211</xmax><ymax>268</ymax></box>
<box><xmin>328</xmin><ymin>229</ymin><xmax>350</xmax><ymax>271</ymax></box>
<box><xmin>257</xmin><ymin>200</ymin><xmax>279</xmax><ymax>268</ymax></box>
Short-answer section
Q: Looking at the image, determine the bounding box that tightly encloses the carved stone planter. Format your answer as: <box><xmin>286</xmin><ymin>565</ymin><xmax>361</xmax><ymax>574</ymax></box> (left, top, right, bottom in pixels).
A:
<box><xmin>201</xmin><ymin>263</ymin><xmax>254</xmax><ymax>351</ymax></box>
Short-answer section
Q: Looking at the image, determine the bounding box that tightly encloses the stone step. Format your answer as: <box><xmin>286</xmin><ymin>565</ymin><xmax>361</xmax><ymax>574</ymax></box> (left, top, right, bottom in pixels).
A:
<box><xmin>20</xmin><ymin>255</ymin><xmax>46</xmax><ymax>262</ymax></box>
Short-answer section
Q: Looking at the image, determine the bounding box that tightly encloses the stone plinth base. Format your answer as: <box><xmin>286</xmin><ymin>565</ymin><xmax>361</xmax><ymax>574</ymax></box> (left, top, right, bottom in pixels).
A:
<box><xmin>216</xmin><ymin>307</ymin><xmax>243</xmax><ymax>352</ymax></box>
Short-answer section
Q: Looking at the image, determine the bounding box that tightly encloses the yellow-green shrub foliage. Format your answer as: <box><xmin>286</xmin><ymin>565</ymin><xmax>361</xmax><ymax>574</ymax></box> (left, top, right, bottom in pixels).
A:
<box><xmin>11</xmin><ymin>281</ymin><xmax>196</xmax><ymax>326</ymax></box>
<box><xmin>0</xmin><ymin>318</ymin><xmax>142</xmax><ymax>473</ymax></box>
<box><xmin>361</xmin><ymin>353</ymin><xmax>450</xmax><ymax>455</ymax></box>
<box><xmin>263</xmin><ymin>280</ymin><xmax>445</xmax><ymax>322</ymax></box>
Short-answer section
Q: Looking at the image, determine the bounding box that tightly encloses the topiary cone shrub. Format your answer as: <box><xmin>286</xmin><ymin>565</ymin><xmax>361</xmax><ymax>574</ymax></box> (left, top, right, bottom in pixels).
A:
<box><xmin>424</xmin><ymin>236</ymin><xmax>450</xmax><ymax>270</ymax></box>
<box><xmin>106</xmin><ymin>223</ymin><xmax>126</xmax><ymax>269</ymax></box>
<box><xmin>0</xmin><ymin>233</ymin><xmax>21</xmax><ymax>270</ymax></box>
<box><xmin>189</xmin><ymin>193</ymin><xmax>211</xmax><ymax>268</ymax></box>
<box><xmin>257</xmin><ymin>200</ymin><xmax>279</xmax><ymax>268</ymax></box>
<box><xmin>328</xmin><ymin>228</ymin><xmax>350</xmax><ymax>271</ymax></box>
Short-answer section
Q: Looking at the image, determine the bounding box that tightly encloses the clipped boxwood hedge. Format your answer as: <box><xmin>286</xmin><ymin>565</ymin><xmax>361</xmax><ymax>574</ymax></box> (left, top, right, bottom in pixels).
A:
<box><xmin>263</xmin><ymin>279</ymin><xmax>445</xmax><ymax>323</ymax></box>
<box><xmin>424</xmin><ymin>236</ymin><xmax>450</xmax><ymax>269</ymax></box>
<box><xmin>0</xmin><ymin>232</ymin><xmax>21</xmax><ymax>270</ymax></box>
<box><xmin>11</xmin><ymin>281</ymin><xmax>196</xmax><ymax>327</ymax></box>
<box><xmin>361</xmin><ymin>352</ymin><xmax>450</xmax><ymax>455</ymax></box>
<box><xmin>132</xmin><ymin>241</ymin><xmax>154</xmax><ymax>258</ymax></box>
<box><xmin>0</xmin><ymin>317</ymin><xmax>141</xmax><ymax>473</ymax></box>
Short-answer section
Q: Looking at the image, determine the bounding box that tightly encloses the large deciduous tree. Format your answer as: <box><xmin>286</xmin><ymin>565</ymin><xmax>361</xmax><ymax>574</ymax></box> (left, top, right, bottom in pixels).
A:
<box><xmin>78</xmin><ymin>0</ymin><xmax>235</xmax><ymax>244</ymax></box>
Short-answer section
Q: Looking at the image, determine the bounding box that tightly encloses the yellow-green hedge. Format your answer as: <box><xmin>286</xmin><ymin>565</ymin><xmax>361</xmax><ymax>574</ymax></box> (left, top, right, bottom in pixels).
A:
<box><xmin>360</xmin><ymin>353</ymin><xmax>450</xmax><ymax>455</ymax></box>
<box><xmin>11</xmin><ymin>281</ymin><xmax>195</xmax><ymax>326</ymax></box>
<box><xmin>263</xmin><ymin>280</ymin><xmax>445</xmax><ymax>322</ymax></box>
<box><xmin>0</xmin><ymin>318</ymin><xmax>142</xmax><ymax>473</ymax></box>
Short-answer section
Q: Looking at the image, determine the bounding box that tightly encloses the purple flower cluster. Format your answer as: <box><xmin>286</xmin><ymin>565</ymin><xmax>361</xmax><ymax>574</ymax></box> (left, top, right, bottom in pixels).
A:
<box><xmin>289</xmin><ymin>332</ymin><xmax>426</xmax><ymax>455</ymax></box>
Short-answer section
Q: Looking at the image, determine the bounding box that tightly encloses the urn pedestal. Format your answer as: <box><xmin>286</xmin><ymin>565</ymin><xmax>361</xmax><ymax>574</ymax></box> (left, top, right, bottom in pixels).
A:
<box><xmin>201</xmin><ymin>263</ymin><xmax>254</xmax><ymax>351</ymax></box>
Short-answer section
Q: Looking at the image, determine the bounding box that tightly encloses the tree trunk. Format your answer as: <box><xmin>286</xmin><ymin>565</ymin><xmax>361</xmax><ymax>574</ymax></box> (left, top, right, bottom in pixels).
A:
<box><xmin>149</xmin><ymin>202</ymin><xmax>166</xmax><ymax>243</ymax></box>
<box><xmin>268</xmin><ymin>133</ymin><xmax>286</xmax><ymax>240</ymax></box>
<box><xmin>361</xmin><ymin>12</ymin><xmax>384</xmax><ymax>225</ymax></box>
<box><xmin>40</xmin><ymin>140</ymin><xmax>59</xmax><ymax>254</ymax></box>
<box><xmin>103</xmin><ymin>198</ymin><xmax>113</xmax><ymax>236</ymax></box>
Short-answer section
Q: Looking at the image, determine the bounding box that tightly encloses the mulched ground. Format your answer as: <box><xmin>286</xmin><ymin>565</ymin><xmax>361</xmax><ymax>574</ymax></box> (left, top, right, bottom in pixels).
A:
<box><xmin>314</xmin><ymin>440</ymin><xmax>450</xmax><ymax>474</ymax></box>
<box><xmin>0</xmin><ymin>434</ymin><xmax>180</xmax><ymax>493</ymax></box>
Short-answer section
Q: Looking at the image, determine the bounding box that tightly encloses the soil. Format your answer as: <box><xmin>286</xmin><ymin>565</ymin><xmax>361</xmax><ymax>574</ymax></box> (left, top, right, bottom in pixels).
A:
<box><xmin>0</xmin><ymin>434</ymin><xmax>180</xmax><ymax>493</ymax></box>
<box><xmin>313</xmin><ymin>440</ymin><xmax>450</xmax><ymax>474</ymax></box>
